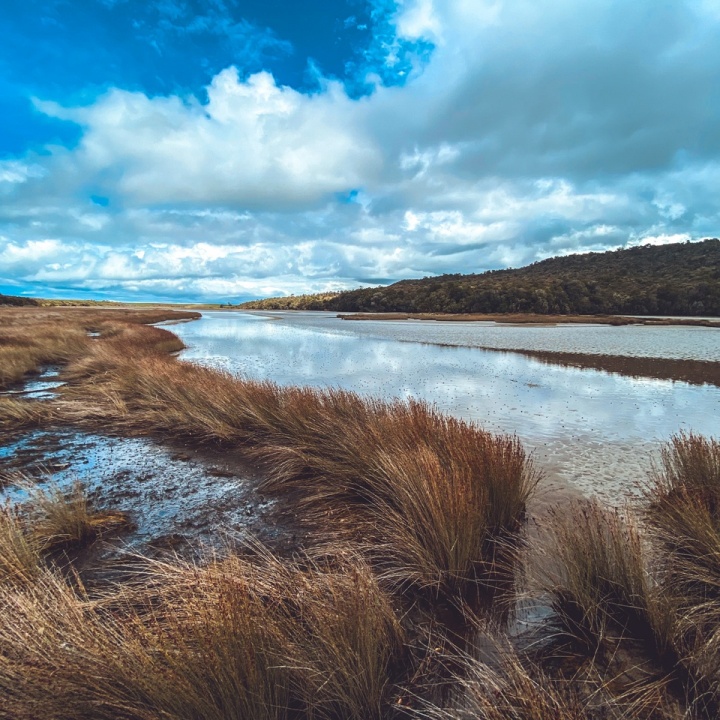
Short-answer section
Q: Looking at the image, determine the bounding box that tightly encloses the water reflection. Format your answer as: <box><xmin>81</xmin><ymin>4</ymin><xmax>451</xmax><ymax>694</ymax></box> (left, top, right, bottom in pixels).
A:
<box><xmin>172</xmin><ymin>312</ymin><xmax>720</xmax><ymax>502</ymax></box>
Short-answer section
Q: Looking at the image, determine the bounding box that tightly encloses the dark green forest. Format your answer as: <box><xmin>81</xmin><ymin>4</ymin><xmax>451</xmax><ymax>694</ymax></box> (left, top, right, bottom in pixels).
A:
<box><xmin>0</xmin><ymin>293</ymin><xmax>39</xmax><ymax>306</ymax></box>
<box><xmin>240</xmin><ymin>239</ymin><xmax>720</xmax><ymax>316</ymax></box>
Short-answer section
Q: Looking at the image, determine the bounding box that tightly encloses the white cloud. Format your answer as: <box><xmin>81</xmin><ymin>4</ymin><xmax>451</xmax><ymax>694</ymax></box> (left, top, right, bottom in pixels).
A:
<box><xmin>37</xmin><ymin>68</ymin><xmax>382</xmax><ymax>209</ymax></box>
<box><xmin>2</xmin><ymin>0</ymin><xmax>720</xmax><ymax>300</ymax></box>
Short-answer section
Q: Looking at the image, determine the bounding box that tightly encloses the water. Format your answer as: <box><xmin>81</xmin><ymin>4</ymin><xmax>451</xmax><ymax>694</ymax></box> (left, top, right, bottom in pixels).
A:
<box><xmin>171</xmin><ymin>311</ymin><xmax>720</xmax><ymax>503</ymax></box>
<box><xmin>0</xmin><ymin>366</ymin><xmax>65</xmax><ymax>400</ymax></box>
<box><xmin>0</xmin><ymin>429</ymin><xmax>269</xmax><ymax>548</ymax></box>
<box><xmin>275</xmin><ymin>312</ymin><xmax>720</xmax><ymax>361</ymax></box>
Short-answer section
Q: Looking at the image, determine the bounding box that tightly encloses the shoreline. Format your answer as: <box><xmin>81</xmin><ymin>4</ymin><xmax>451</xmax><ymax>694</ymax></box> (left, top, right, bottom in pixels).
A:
<box><xmin>337</xmin><ymin>311</ymin><xmax>720</xmax><ymax>327</ymax></box>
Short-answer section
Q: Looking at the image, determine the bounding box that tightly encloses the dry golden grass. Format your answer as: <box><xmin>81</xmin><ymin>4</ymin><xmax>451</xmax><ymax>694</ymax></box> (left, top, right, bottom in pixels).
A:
<box><xmin>414</xmin><ymin>641</ymin><xmax>590</xmax><ymax>720</ymax></box>
<box><xmin>539</xmin><ymin>501</ymin><xmax>670</xmax><ymax>658</ymax></box>
<box><xmin>0</xmin><ymin>397</ymin><xmax>50</xmax><ymax>431</ymax></box>
<box><xmin>26</xmin><ymin>480</ymin><xmax>131</xmax><ymax>553</ymax></box>
<box><xmin>0</xmin><ymin>481</ymin><xmax>130</xmax><ymax>589</ymax></box>
<box><xmin>0</xmin><ymin>545</ymin><xmax>405</xmax><ymax>720</ymax></box>
<box><xmin>0</xmin><ymin>505</ymin><xmax>42</xmax><ymax>586</ymax></box>
<box><xmin>0</xmin><ymin>305</ymin><xmax>197</xmax><ymax>389</ymax></box>
<box><xmin>645</xmin><ymin>434</ymin><xmax>720</xmax><ymax>715</ymax></box>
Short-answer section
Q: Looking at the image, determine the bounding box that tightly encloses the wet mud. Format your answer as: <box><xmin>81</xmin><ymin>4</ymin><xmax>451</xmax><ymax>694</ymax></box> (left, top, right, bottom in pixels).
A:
<box><xmin>0</xmin><ymin>425</ymin><xmax>288</xmax><ymax>580</ymax></box>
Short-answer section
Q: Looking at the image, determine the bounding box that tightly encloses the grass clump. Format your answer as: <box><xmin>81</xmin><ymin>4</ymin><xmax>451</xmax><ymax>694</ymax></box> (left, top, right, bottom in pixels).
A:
<box><xmin>0</xmin><ymin>397</ymin><xmax>50</xmax><ymax>432</ymax></box>
<box><xmin>0</xmin><ymin>481</ymin><xmax>130</xmax><ymax>588</ymax></box>
<box><xmin>0</xmin><ymin>505</ymin><xmax>42</xmax><ymax>586</ymax></box>
<box><xmin>645</xmin><ymin>433</ymin><xmax>720</xmax><ymax>714</ymax></box>
<box><xmin>26</xmin><ymin>480</ymin><xmax>131</xmax><ymax>553</ymax></box>
<box><xmin>0</xmin><ymin>546</ymin><xmax>405</xmax><ymax>720</ymax></box>
<box><xmin>413</xmin><ymin>640</ymin><xmax>590</xmax><ymax>720</ymax></box>
<box><xmin>57</xmin><ymin>352</ymin><xmax>537</xmax><ymax>603</ymax></box>
<box><xmin>539</xmin><ymin>501</ymin><xmax>666</xmax><ymax>657</ymax></box>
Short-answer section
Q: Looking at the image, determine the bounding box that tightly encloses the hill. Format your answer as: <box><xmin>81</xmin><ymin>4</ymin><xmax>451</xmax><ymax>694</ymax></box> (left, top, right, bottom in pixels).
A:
<box><xmin>239</xmin><ymin>239</ymin><xmax>720</xmax><ymax>316</ymax></box>
<box><xmin>0</xmin><ymin>293</ymin><xmax>40</xmax><ymax>306</ymax></box>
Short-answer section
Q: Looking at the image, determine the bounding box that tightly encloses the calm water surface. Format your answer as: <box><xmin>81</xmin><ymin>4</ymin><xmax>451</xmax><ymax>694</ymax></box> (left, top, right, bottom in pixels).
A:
<box><xmin>172</xmin><ymin>312</ymin><xmax>720</xmax><ymax>502</ymax></box>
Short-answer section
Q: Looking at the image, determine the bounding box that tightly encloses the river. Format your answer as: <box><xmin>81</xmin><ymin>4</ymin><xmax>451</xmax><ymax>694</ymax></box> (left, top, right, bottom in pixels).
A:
<box><xmin>169</xmin><ymin>311</ymin><xmax>720</xmax><ymax>503</ymax></box>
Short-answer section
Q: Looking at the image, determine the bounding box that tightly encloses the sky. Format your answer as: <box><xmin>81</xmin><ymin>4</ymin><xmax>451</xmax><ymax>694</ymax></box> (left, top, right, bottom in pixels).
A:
<box><xmin>1</xmin><ymin>0</ymin><xmax>719</xmax><ymax>302</ymax></box>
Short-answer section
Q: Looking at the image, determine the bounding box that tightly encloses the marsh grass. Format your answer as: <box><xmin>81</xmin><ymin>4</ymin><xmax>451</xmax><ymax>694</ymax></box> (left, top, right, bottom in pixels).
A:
<box><xmin>0</xmin><ymin>305</ymin><xmax>196</xmax><ymax>389</ymax></box>
<box><xmin>539</xmin><ymin>501</ymin><xmax>671</xmax><ymax>659</ymax></box>
<box><xmin>57</xmin><ymin>349</ymin><xmax>537</xmax><ymax>602</ymax></box>
<box><xmin>8</xmin><ymin>307</ymin><xmax>720</xmax><ymax>718</ymax></box>
<box><xmin>412</xmin><ymin>639</ymin><xmax>591</xmax><ymax>720</ymax></box>
<box><xmin>645</xmin><ymin>433</ymin><xmax>720</xmax><ymax>715</ymax></box>
<box><xmin>0</xmin><ymin>504</ymin><xmax>42</xmax><ymax>586</ymax></box>
<box><xmin>26</xmin><ymin>480</ymin><xmax>132</xmax><ymax>553</ymax></box>
<box><xmin>0</xmin><ymin>480</ymin><xmax>130</xmax><ymax>589</ymax></box>
<box><xmin>0</xmin><ymin>397</ymin><xmax>49</xmax><ymax>431</ymax></box>
<box><xmin>0</xmin><ymin>546</ymin><xmax>406</xmax><ymax>720</ymax></box>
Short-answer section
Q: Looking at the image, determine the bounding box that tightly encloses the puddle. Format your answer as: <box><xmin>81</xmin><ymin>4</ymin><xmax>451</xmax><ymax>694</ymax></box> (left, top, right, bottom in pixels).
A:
<box><xmin>0</xmin><ymin>428</ymin><xmax>277</xmax><ymax>553</ymax></box>
<box><xmin>0</xmin><ymin>365</ymin><xmax>65</xmax><ymax>400</ymax></box>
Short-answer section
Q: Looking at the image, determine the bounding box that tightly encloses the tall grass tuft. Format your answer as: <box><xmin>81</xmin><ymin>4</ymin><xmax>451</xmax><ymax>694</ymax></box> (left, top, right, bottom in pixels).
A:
<box><xmin>0</xmin><ymin>545</ymin><xmax>405</xmax><ymax>720</ymax></box>
<box><xmin>412</xmin><ymin>640</ymin><xmax>590</xmax><ymax>720</ymax></box>
<box><xmin>539</xmin><ymin>500</ymin><xmax>668</xmax><ymax>658</ymax></box>
<box><xmin>57</xmin><ymin>350</ymin><xmax>538</xmax><ymax>602</ymax></box>
<box><xmin>645</xmin><ymin>433</ymin><xmax>720</xmax><ymax>714</ymax></box>
<box><xmin>0</xmin><ymin>397</ymin><xmax>49</xmax><ymax>432</ymax></box>
<box><xmin>0</xmin><ymin>505</ymin><xmax>42</xmax><ymax>586</ymax></box>
<box><xmin>21</xmin><ymin>480</ymin><xmax>132</xmax><ymax>553</ymax></box>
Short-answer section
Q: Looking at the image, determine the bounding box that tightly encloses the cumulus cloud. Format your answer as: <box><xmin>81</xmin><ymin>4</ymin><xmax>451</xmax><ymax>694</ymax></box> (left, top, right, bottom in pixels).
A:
<box><xmin>2</xmin><ymin>0</ymin><xmax>720</xmax><ymax>300</ymax></box>
<box><xmin>33</xmin><ymin>68</ymin><xmax>381</xmax><ymax>209</ymax></box>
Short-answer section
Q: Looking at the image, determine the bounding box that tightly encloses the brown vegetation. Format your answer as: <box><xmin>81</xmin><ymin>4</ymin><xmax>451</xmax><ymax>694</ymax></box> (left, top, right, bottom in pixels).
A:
<box><xmin>539</xmin><ymin>501</ymin><xmax>670</xmax><ymax>659</ymax></box>
<box><xmin>497</xmin><ymin>349</ymin><xmax>720</xmax><ymax>388</ymax></box>
<box><xmin>26</xmin><ymin>480</ymin><xmax>131</xmax><ymax>553</ymax></box>
<box><xmin>0</xmin><ymin>540</ymin><xmax>406</xmax><ymax>720</ymax></box>
<box><xmin>644</xmin><ymin>434</ymin><xmax>720</xmax><ymax>713</ymax></box>
<box><xmin>0</xmin><ymin>305</ymin><xmax>198</xmax><ymax>390</ymax></box>
<box><xmin>54</xmin><ymin>336</ymin><xmax>537</xmax><ymax>601</ymax></box>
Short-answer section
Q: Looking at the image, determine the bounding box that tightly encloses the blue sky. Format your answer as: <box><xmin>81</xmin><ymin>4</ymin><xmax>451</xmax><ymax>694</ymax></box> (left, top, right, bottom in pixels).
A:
<box><xmin>1</xmin><ymin>0</ymin><xmax>719</xmax><ymax>302</ymax></box>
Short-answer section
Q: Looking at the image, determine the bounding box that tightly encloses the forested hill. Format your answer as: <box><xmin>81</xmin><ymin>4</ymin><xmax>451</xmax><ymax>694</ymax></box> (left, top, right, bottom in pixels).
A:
<box><xmin>0</xmin><ymin>293</ymin><xmax>39</xmax><ymax>306</ymax></box>
<box><xmin>239</xmin><ymin>239</ymin><xmax>720</xmax><ymax>316</ymax></box>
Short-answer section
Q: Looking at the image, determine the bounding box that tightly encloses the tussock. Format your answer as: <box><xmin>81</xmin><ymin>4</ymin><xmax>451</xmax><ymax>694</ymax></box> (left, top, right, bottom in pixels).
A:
<box><xmin>0</xmin><ymin>397</ymin><xmax>50</xmax><ymax>432</ymax></box>
<box><xmin>645</xmin><ymin>433</ymin><xmax>720</xmax><ymax>714</ymax></box>
<box><xmin>26</xmin><ymin>480</ymin><xmax>131</xmax><ymax>552</ymax></box>
<box><xmin>412</xmin><ymin>639</ymin><xmax>590</xmax><ymax>720</ymax></box>
<box><xmin>57</xmin><ymin>349</ymin><xmax>537</xmax><ymax>601</ymax></box>
<box><xmin>539</xmin><ymin>501</ymin><xmax>668</xmax><ymax>657</ymax></box>
<box><xmin>0</xmin><ymin>546</ymin><xmax>405</xmax><ymax>720</ymax></box>
<box><xmin>0</xmin><ymin>505</ymin><xmax>42</xmax><ymax>586</ymax></box>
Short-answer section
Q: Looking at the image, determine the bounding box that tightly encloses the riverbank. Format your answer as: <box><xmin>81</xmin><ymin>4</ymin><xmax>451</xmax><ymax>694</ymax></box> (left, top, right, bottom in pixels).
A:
<box><xmin>338</xmin><ymin>311</ymin><xmax>720</xmax><ymax>327</ymax></box>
